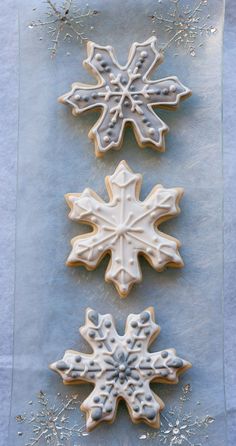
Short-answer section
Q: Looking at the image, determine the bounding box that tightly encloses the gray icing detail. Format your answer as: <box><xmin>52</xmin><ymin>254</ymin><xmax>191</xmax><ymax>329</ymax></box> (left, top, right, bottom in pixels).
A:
<box><xmin>50</xmin><ymin>307</ymin><xmax>191</xmax><ymax>431</ymax></box>
<box><xmin>59</xmin><ymin>37</ymin><xmax>191</xmax><ymax>157</ymax></box>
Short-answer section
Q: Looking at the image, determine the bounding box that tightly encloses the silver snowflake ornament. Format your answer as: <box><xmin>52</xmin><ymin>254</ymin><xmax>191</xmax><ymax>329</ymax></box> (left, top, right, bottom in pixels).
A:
<box><xmin>151</xmin><ymin>0</ymin><xmax>217</xmax><ymax>57</ymax></box>
<box><xmin>50</xmin><ymin>307</ymin><xmax>191</xmax><ymax>431</ymax></box>
<box><xmin>29</xmin><ymin>0</ymin><xmax>97</xmax><ymax>57</ymax></box>
<box><xmin>59</xmin><ymin>36</ymin><xmax>191</xmax><ymax>156</ymax></box>
<box><xmin>65</xmin><ymin>160</ymin><xmax>184</xmax><ymax>297</ymax></box>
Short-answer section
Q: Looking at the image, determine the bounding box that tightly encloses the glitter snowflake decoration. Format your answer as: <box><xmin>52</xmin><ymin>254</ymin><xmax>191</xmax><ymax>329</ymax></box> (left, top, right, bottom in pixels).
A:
<box><xmin>50</xmin><ymin>307</ymin><xmax>191</xmax><ymax>431</ymax></box>
<box><xmin>65</xmin><ymin>160</ymin><xmax>184</xmax><ymax>297</ymax></box>
<box><xmin>16</xmin><ymin>390</ymin><xmax>87</xmax><ymax>445</ymax></box>
<box><xmin>139</xmin><ymin>384</ymin><xmax>215</xmax><ymax>445</ymax></box>
<box><xmin>29</xmin><ymin>0</ymin><xmax>97</xmax><ymax>57</ymax></box>
<box><xmin>59</xmin><ymin>36</ymin><xmax>191</xmax><ymax>156</ymax></box>
<box><xmin>150</xmin><ymin>0</ymin><xmax>217</xmax><ymax>57</ymax></box>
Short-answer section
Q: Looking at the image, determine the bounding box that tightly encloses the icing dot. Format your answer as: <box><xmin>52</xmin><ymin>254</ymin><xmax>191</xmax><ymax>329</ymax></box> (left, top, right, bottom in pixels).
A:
<box><xmin>155</xmin><ymin>89</ymin><xmax>161</xmax><ymax>95</ymax></box>
<box><xmin>146</xmin><ymin>247</ymin><xmax>153</xmax><ymax>255</ymax></box>
<box><xmin>119</xmin><ymin>364</ymin><xmax>126</xmax><ymax>372</ymax></box>
<box><xmin>89</xmin><ymin>330</ymin><xmax>96</xmax><ymax>338</ymax></box>
<box><xmin>95</xmin><ymin>53</ymin><xmax>102</xmax><ymax>61</ymax></box>
<box><xmin>141</xmin><ymin>51</ymin><xmax>148</xmax><ymax>58</ymax></box>
<box><xmin>144</xmin><ymin>328</ymin><xmax>151</xmax><ymax>336</ymax></box>
<box><xmin>105</xmin><ymin>67</ymin><xmax>111</xmax><ymax>73</ymax></box>
<box><xmin>91</xmin><ymin>407</ymin><xmax>103</xmax><ymax>421</ymax></box>
<box><xmin>106</xmin><ymin>405</ymin><xmax>113</xmax><ymax>413</ymax></box>
<box><xmin>83</xmin><ymin>96</ymin><xmax>89</xmax><ymax>102</ymax></box>
<box><xmin>90</xmin><ymin>360</ymin><xmax>95</xmax><ymax>366</ymax></box>
<box><xmin>74</xmin><ymin>94</ymin><xmax>80</xmax><ymax>101</ymax></box>
<box><xmin>113</xmin><ymin>391</ymin><xmax>118</xmax><ymax>397</ymax></box>
<box><xmin>136</xmin><ymin>62</ymin><xmax>142</xmax><ymax>68</ymax></box>
<box><xmin>169</xmin><ymin>84</ymin><xmax>177</xmax><ymax>93</ymax></box>
<box><xmin>160</xmin><ymin>370</ymin><xmax>169</xmax><ymax>377</ymax></box>
<box><xmin>124</xmin><ymin>100</ymin><xmax>130</xmax><ymax>107</ymax></box>
<box><xmin>98</xmin><ymin>246</ymin><xmax>103</xmax><ymax>252</ymax></box>
<box><xmin>148</xmin><ymin>128</ymin><xmax>155</xmax><ymax>136</ymax></box>
<box><xmin>126</xmin><ymin>338</ymin><xmax>132</xmax><ymax>344</ymax></box>
<box><xmin>133</xmin><ymin>405</ymin><xmax>139</xmax><ymax>412</ymax></box>
<box><xmin>103</xmin><ymin>135</ymin><xmax>110</xmax><ymax>143</ymax></box>
<box><xmin>109</xmin><ymin>122</ymin><xmax>115</xmax><ymax>128</ymax></box>
<box><xmin>142</xmin><ymin>117</ymin><xmax>148</xmax><ymax>123</ymax></box>
<box><xmin>163</xmin><ymin>88</ymin><xmax>169</xmax><ymax>95</ymax></box>
<box><xmin>127</xmin><ymin>194</ymin><xmax>131</xmax><ymax>201</ymax></box>
<box><xmin>101</xmin><ymin>61</ymin><xmax>107</xmax><ymax>68</ymax></box>
<box><xmin>98</xmin><ymin>343</ymin><xmax>103</xmax><ymax>348</ymax></box>
<box><xmin>107</xmin><ymin>129</ymin><xmax>112</xmax><ymax>136</ymax></box>
<box><xmin>110</xmin><ymin>337</ymin><xmax>115</xmax><ymax>343</ymax></box>
<box><xmin>167</xmin><ymin>358</ymin><xmax>184</xmax><ymax>368</ymax></box>
<box><xmin>91</xmin><ymin>216</ymin><xmax>97</xmax><ymax>223</ymax></box>
<box><xmin>161</xmin><ymin>351</ymin><xmax>169</xmax><ymax>358</ymax></box>
<box><xmin>133</xmin><ymin>94</ymin><xmax>139</xmax><ymax>100</ymax></box>
<box><xmin>92</xmin><ymin>93</ymin><xmax>97</xmax><ymax>99</ymax></box>
<box><xmin>56</xmin><ymin>360</ymin><xmax>68</xmax><ymax>371</ymax></box>
<box><xmin>100</xmin><ymin>385</ymin><xmax>106</xmax><ymax>390</ymax></box>
<box><xmin>131</xmin><ymin>321</ymin><xmax>138</xmax><ymax>328</ymax></box>
<box><xmin>93</xmin><ymin>396</ymin><xmax>100</xmax><ymax>403</ymax></box>
<box><xmin>140</xmin><ymin>311</ymin><xmax>150</xmax><ymax>323</ymax></box>
<box><xmin>127</xmin><ymin>389</ymin><xmax>132</xmax><ymax>396</ymax></box>
<box><xmin>115</xmin><ymin>257</ymin><xmax>121</xmax><ymax>263</ymax></box>
<box><xmin>151</xmin><ymin>211</ymin><xmax>156</xmax><ymax>218</ymax></box>
<box><xmin>130</xmin><ymin>85</ymin><xmax>135</xmax><ymax>91</ymax></box>
<box><xmin>71</xmin><ymin>371</ymin><xmax>79</xmax><ymax>378</ymax></box>
<box><xmin>105</xmin><ymin>320</ymin><xmax>112</xmax><ymax>328</ymax></box>
<box><xmin>144</xmin><ymin>407</ymin><xmax>156</xmax><ymax>420</ymax></box>
<box><xmin>146</xmin><ymin>395</ymin><xmax>152</xmax><ymax>401</ymax></box>
<box><xmin>75</xmin><ymin>355</ymin><xmax>81</xmax><ymax>362</ymax></box>
<box><xmin>129</xmin><ymin>259</ymin><xmax>134</xmax><ymax>265</ymax></box>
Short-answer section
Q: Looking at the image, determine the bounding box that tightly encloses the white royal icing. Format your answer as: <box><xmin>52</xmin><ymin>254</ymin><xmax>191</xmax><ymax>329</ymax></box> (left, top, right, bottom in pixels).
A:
<box><xmin>66</xmin><ymin>161</ymin><xmax>184</xmax><ymax>297</ymax></box>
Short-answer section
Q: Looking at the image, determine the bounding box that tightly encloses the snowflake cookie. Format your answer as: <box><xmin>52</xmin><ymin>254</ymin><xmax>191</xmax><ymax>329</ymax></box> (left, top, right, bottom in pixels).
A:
<box><xmin>65</xmin><ymin>160</ymin><xmax>184</xmax><ymax>297</ymax></box>
<box><xmin>59</xmin><ymin>36</ymin><xmax>191</xmax><ymax>157</ymax></box>
<box><xmin>50</xmin><ymin>307</ymin><xmax>191</xmax><ymax>431</ymax></box>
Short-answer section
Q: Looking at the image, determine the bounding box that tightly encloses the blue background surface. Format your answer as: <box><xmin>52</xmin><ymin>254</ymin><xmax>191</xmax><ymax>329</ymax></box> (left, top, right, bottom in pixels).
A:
<box><xmin>0</xmin><ymin>0</ymin><xmax>235</xmax><ymax>444</ymax></box>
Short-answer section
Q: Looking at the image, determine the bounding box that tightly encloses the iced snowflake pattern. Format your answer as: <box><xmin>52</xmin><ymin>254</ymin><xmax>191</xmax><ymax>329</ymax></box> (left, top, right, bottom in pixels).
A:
<box><xmin>15</xmin><ymin>390</ymin><xmax>87</xmax><ymax>445</ymax></box>
<box><xmin>28</xmin><ymin>0</ymin><xmax>97</xmax><ymax>57</ymax></box>
<box><xmin>59</xmin><ymin>36</ymin><xmax>191</xmax><ymax>156</ymax></box>
<box><xmin>50</xmin><ymin>307</ymin><xmax>191</xmax><ymax>431</ymax></box>
<box><xmin>65</xmin><ymin>161</ymin><xmax>184</xmax><ymax>297</ymax></box>
<box><xmin>139</xmin><ymin>384</ymin><xmax>215</xmax><ymax>445</ymax></box>
<box><xmin>150</xmin><ymin>0</ymin><xmax>217</xmax><ymax>57</ymax></box>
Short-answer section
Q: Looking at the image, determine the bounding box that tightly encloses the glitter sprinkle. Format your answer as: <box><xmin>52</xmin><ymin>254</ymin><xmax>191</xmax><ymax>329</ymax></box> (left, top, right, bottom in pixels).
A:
<box><xmin>28</xmin><ymin>0</ymin><xmax>98</xmax><ymax>57</ymax></box>
<box><xmin>139</xmin><ymin>384</ymin><xmax>215</xmax><ymax>445</ymax></box>
<box><xmin>150</xmin><ymin>0</ymin><xmax>217</xmax><ymax>57</ymax></box>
